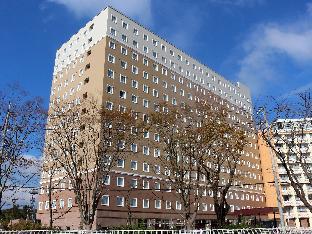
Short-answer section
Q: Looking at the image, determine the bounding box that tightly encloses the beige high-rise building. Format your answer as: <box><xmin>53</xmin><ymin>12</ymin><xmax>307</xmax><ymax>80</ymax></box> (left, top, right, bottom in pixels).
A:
<box><xmin>260</xmin><ymin>119</ymin><xmax>312</xmax><ymax>228</ymax></box>
<box><xmin>37</xmin><ymin>7</ymin><xmax>265</xmax><ymax>230</ymax></box>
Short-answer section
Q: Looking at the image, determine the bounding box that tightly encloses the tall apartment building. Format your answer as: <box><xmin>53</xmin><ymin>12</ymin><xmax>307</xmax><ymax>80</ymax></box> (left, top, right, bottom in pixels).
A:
<box><xmin>37</xmin><ymin>7</ymin><xmax>265</xmax><ymax>230</ymax></box>
<box><xmin>261</xmin><ymin>119</ymin><xmax>312</xmax><ymax>228</ymax></box>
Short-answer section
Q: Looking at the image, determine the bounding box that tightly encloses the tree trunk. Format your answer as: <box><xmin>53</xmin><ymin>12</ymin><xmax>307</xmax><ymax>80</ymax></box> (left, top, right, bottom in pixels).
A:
<box><xmin>83</xmin><ymin>222</ymin><xmax>92</xmax><ymax>230</ymax></box>
<box><xmin>0</xmin><ymin>192</ymin><xmax>3</xmax><ymax>218</ymax></box>
<box><xmin>49</xmin><ymin>177</ymin><xmax>53</xmax><ymax>229</ymax></box>
<box><xmin>215</xmin><ymin>202</ymin><xmax>230</xmax><ymax>228</ymax></box>
<box><xmin>185</xmin><ymin>212</ymin><xmax>197</xmax><ymax>230</ymax></box>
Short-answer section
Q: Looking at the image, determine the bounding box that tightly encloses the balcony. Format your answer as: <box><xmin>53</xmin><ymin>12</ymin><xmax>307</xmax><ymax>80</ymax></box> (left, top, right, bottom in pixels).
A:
<box><xmin>297</xmin><ymin>212</ymin><xmax>310</xmax><ymax>218</ymax></box>
<box><xmin>283</xmin><ymin>201</ymin><xmax>292</xmax><ymax>206</ymax></box>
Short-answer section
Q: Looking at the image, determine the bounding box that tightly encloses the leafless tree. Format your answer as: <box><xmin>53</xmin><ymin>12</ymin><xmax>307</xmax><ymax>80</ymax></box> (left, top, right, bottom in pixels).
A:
<box><xmin>149</xmin><ymin>101</ymin><xmax>246</xmax><ymax>228</ymax></box>
<box><xmin>45</xmin><ymin>97</ymin><xmax>139</xmax><ymax>229</ymax></box>
<box><xmin>257</xmin><ymin>91</ymin><xmax>312</xmax><ymax>213</ymax></box>
<box><xmin>0</xmin><ymin>85</ymin><xmax>45</xmax><ymax>216</ymax></box>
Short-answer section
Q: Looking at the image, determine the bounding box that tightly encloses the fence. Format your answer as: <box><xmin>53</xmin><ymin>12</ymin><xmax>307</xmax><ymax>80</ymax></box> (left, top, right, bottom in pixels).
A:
<box><xmin>1</xmin><ymin>229</ymin><xmax>312</xmax><ymax>234</ymax></box>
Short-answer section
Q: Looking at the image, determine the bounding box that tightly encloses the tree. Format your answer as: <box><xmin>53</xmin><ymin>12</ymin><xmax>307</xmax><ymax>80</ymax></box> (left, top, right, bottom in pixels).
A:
<box><xmin>40</xmin><ymin>159</ymin><xmax>67</xmax><ymax>229</ymax></box>
<box><xmin>257</xmin><ymin>91</ymin><xmax>312</xmax><ymax>213</ymax></box>
<box><xmin>0</xmin><ymin>85</ymin><xmax>45</xmax><ymax>216</ymax></box>
<box><xmin>149</xmin><ymin>101</ymin><xmax>247</xmax><ymax>229</ymax></box>
<box><xmin>197</xmin><ymin>102</ymin><xmax>247</xmax><ymax>228</ymax></box>
<box><xmin>44</xmin><ymin>97</ymin><xmax>139</xmax><ymax>229</ymax></box>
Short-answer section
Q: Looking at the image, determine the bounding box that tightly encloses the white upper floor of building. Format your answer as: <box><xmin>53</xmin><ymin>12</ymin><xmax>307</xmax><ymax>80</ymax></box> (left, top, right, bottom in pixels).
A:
<box><xmin>53</xmin><ymin>7</ymin><xmax>252</xmax><ymax>112</ymax></box>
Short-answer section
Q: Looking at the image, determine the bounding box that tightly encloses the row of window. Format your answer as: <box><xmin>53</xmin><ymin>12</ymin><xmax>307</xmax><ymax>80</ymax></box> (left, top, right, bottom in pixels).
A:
<box><xmin>115</xmin><ymin>159</ymin><xmax>161</xmax><ymax>174</ymax></box>
<box><xmin>106</xmin><ymin>42</ymin><xmax>251</xmax><ymax>119</ymax></box>
<box><xmin>108</xmin><ymin>15</ymin><xmax>250</xmax><ymax>106</ymax></box>
<box><xmin>38</xmin><ymin>198</ymin><xmax>73</xmax><ymax>211</ymax></box>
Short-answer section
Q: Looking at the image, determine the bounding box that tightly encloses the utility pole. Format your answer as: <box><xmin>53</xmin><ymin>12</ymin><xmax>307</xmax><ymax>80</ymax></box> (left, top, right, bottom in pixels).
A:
<box><xmin>30</xmin><ymin>189</ymin><xmax>38</xmax><ymax>222</ymax></box>
<box><xmin>260</xmin><ymin>107</ymin><xmax>285</xmax><ymax>228</ymax></box>
<box><xmin>0</xmin><ymin>103</ymin><xmax>11</xmax><ymax>216</ymax></box>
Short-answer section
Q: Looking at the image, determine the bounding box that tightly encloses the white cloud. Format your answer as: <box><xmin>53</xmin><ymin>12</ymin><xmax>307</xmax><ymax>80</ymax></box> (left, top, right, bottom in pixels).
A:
<box><xmin>237</xmin><ymin>4</ymin><xmax>312</xmax><ymax>96</ymax></box>
<box><xmin>48</xmin><ymin>0</ymin><xmax>152</xmax><ymax>25</ymax></box>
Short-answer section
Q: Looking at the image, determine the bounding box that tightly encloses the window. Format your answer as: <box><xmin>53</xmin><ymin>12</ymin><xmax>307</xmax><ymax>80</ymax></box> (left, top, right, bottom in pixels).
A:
<box><xmin>155</xmin><ymin>182</ymin><xmax>160</xmax><ymax>191</ymax></box>
<box><xmin>143</xmin><ymin>199</ymin><xmax>149</xmax><ymax>208</ymax></box>
<box><xmin>143</xmin><ymin>34</ymin><xmax>148</xmax><ymax>41</ymax></box>
<box><xmin>180</xmin><ymin>89</ymin><xmax>185</xmax><ymax>96</ymax></box>
<box><xmin>143</xmin><ymin>84</ymin><xmax>149</xmax><ymax>93</ymax></box>
<box><xmin>152</xmin><ymin>39</ymin><xmax>158</xmax><ymax>46</ymax></box>
<box><xmin>154</xmin><ymin>165</ymin><xmax>160</xmax><ymax>174</ymax></box>
<box><xmin>161</xmin><ymin>44</ymin><xmax>166</xmax><ymax>51</ymax></box>
<box><xmin>176</xmin><ymin>201</ymin><xmax>182</xmax><ymax>210</ymax></box>
<box><xmin>132</xmin><ymin>40</ymin><xmax>139</xmax><ymax>48</ymax></box>
<box><xmin>107</xmin><ymin>85</ymin><xmax>114</xmax><ymax>94</ymax></box>
<box><xmin>143</xmin><ymin>46</ymin><xmax>148</xmax><ymax>53</ymax></box>
<box><xmin>202</xmin><ymin>203</ymin><xmax>208</xmax><ymax>211</ymax></box>
<box><xmin>38</xmin><ymin>202</ymin><xmax>43</xmax><ymax>210</ymax></box>
<box><xmin>172</xmin><ymin>98</ymin><xmax>177</xmax><ymax>105</ymax></box>
<box><xmin>121</xmin><ymin>34</ymin><xmax>128</xmax><ymax>42</ymax></box>
<box><xmin>171</xmin><ymin>85</ymin><xmax>176</xmax><ymax>93</ymax></box>
<box><xmin>132</xmin><ymin>52</ymin><xmax>138</xmax><ymax>61</ymax></box>
<box><xmin>163</xmin><ymin>94</ymin><xmax>168</xmax><ymax>102</ymax></box>
<box><xmin>131</xmin><ymin>143</ymin><xmax>138</xmax><ymax>152</ymax></box>
<box><xmin>153</xmin><ymin>76</ymin><xmax>159</xmax><ymax>84</ymax></box>
<box><xmin>162</xmin><ymin>81</ymin><xmax>168</xmax><ymax>88</ymax></box>
<box><xmin>119</xmin><ymin>90</ymin><xmax>126</xmax><ymax>99</ymax></box>
<box><xmin>111</xmin><ymin>15</ymin><xmax>117</xmax><ymax>23</ymax></box>
<box><xmin>131</xmin><ymin>94</ymin><xmax>138</xmax><ymax>104</ymax></box>
<box><xmin>122</xmin><ymin>21</ymin><xmax>128</xmax><ymax>29</ymax></box>
<box><xmin>154</xmin><ymin>148</ymin><xmax>160</xmax><ymax>157</ymax></box>
<box><xmin>166</xmin><ymin>201</ymin><xmax>172</xmax><ymax>209</ymax></box>
<box><xmin>68</xmin><ymin>198</ymin><xmax>73</xmax><ymax>208</ymax></box>
<box><xmin>152</xmin><ymin>51</ymin><xmax>158</xmax><ymax>58</ymax></box>
<box><xmin>107</xmin><ymin>69</ymin><xmax>114</xmax><ymax>79</ymax></box>
<box><xmin>121</xmin><ymin>60</ymin><xmax>127</xmax><ymax>69</ymax></box>
<box><xmin>154</xmin><ymin>133</ymin><xmax>160</xmax><ymax>142</ymax></box>
<box><xmin>152</xmin><ymin>89</ymin><xmax>159</xmax><ymax>98</ymax></box>
<box><xmin>120</xmin><ymin>75</ymin><xmax>127</xmax><ymax>84</ymax></box>
<box><xmin>110</xmin><ymin>28</ymin><xmax>116</xmax><ymax>36</ymax></box>
<box><xmin>132</xmin><ymin>65</ymin><xmax>138</xmax><ymax>74</ymax></box>
<box><xmin>103</xmin><ymin>175</ymin><xmax>110</xmax><ymax>185</ymax></box>
<box><xmin>84</xmin><ymin>77</ymin><xmax>89</xmax><ymax>84</ymax></box>
<box><xmin>117</xmin><ymin>159</ymin><xmax>125</xmax><ymax>168</ymax></box>
<box><xmin>101</xmin><ymin>195</ymin><xmax>109</xmax><ymax>206</ymax></box>
<box><xmin>155</xmin><ymin>200</ymin><xmax>161</xmax><ymax>209</ymax></box>
<box><xmin>131</xmin><ymin>160</ymin><xmax>137</xmax><ymax>170</ymax></box>
<box><xmin>130</xmin><ymin>179</ymin><xmax>138</xmax><ymax>188</ymax></box>
<box><xmin>143</xmin><ymin>180</ymin><xmax>150</xmax><ymax>189</ymax></box>
<box><xmin>109</xmin><ymin>41</ymin><xmax>116</xmax><ymax>49</ymax></box>
<box><xmin>169</xmin><ymin>49</ymin><xmax>174</xmax><ymax>56</ymax></box>
<box><xmin>132</xmin><ymin>80</ymin><xmax>138</xmax><ymax>89</ymax></box>
<box><xmin>45</xmin><ymin>201</ymin><xmax>49</xmax><ymax>210</ymax></box>
<box><xmin>130</xmin><ymin>198</ymin><xmax>137</xmax><ymax>207</ymax></box>
<box><xmin>143</xmin><ymin>163</ymin><xmax>150</xmax><ymax>172</ymax></box>
<box><xmin>143</xmin><ymin>99</ymin><xmax>149</xmax><ymax>108</ymax></box>
<box><xmin>116</xmin><ymin>196</ymin><xmax>124</xmax><ymax>206</ymax></box>
<box><xmin>143</xmin><ymin>146</ymin><xmax>149</xmax><ymax>155</ymax></box>
<box><xmin>117</xmin><ymin>177</ymin><xmax>124</xmax><ymax>187</ymax></box>
<box><xmin>121</xmin><ymin>46</ymin><xmax>127</xmax><ymax>55</ymax></box>
<box><xmin>143</xmin><ymin>71</ymin><xmax>149</xmax><ymax>80</ymax></box>
<box><xmin>143</xmin><ymin>58</ymin><xmax>148</xmax><ymax>66</ymax></box>
<box><xmin>153</xmin><ymin>63</ymin><xmax>158</xmax><ymax>71</ymax></box>
<box><xmin>108</xmin><ymin>54</ymin><xmax>115</xmax><ymax>63</ymax></box>
<box><xmin>106</xmin><ymin>101</ymin><xmax>113</xmax><ymax>110</ymax></box>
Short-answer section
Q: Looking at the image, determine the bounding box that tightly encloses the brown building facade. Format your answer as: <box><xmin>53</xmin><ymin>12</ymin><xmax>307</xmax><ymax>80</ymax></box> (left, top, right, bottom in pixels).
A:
<box><xmin>37</xmin><ymin>7</ymin><xmax>265</xmax><ymax>230</ymax></box>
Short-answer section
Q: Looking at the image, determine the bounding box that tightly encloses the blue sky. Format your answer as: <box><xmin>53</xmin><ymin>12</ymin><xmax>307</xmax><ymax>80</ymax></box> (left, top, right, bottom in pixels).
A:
<box><xmin>1</xmin><ymin>0</ymin><xmax>312</xmax><ymax>105</ymax></box>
